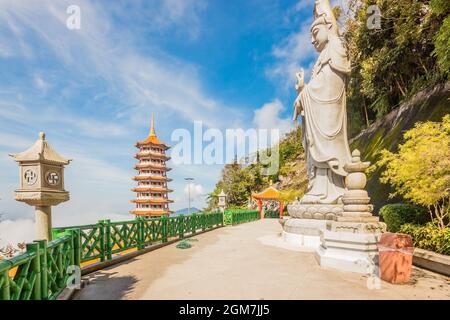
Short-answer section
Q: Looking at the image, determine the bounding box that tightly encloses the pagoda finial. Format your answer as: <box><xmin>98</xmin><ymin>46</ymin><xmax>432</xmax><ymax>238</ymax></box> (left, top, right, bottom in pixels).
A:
<box><xmin>150</xmin><ymin>112</ymin><xmax>156</xmax><ymax>136</ymax></box>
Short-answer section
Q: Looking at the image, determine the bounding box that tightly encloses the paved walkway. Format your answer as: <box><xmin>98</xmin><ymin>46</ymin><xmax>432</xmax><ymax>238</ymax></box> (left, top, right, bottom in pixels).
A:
<box><xmin>74</xmin><ymin>219</ymin><xmax>450</xmax><ymax>300</ymax></box>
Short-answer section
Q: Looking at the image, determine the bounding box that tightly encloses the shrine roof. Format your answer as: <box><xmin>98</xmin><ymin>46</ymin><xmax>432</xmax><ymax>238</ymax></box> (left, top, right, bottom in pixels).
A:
<box><xmin>251</xmin><ymin>185</ymin><xmax>280</xmax><ymax>200</ymax></box>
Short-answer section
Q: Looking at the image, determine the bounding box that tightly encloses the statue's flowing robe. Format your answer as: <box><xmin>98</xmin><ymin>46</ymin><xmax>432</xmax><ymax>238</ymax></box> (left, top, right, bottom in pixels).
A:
<box><xmin>299</xmin><ymin>36</ymin><xmax>352</xmax><ymax>204</ymax></box>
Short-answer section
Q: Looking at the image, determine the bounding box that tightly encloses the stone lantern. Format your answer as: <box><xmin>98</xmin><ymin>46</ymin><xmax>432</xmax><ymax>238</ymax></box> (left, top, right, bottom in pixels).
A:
<box><xmin>10</xmin><ymin>132</ymin><xmax>71</xmax><ymax>241</ymax></box>
<box><xmin>218</xmin><ymin>190</ymin><xmax>227</xmax><ymax>213</ymax></box>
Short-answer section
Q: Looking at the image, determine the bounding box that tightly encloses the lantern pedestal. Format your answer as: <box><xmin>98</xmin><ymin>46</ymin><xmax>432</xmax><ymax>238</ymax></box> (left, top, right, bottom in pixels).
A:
<box><xmin>35</xmin><ymin>206</ymin><xmax>52</xmax><ymax>241</ymax></box>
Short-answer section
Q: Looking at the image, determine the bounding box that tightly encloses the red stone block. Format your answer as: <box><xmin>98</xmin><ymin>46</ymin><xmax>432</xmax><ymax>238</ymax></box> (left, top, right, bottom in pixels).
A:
<box><xmin>377</xmin><ymin>232</ymin><xmax>414</xmax><ymax>284</ymax></box>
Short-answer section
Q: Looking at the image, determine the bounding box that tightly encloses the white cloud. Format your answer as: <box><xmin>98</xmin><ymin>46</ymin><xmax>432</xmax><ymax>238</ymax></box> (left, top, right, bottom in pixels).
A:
<box><xmin>253</xmin><ymin>99</ymin><xmax>295</xmax><ymax>137</ymax></box>
<box><xmin>184</xmin><ymin>183</ymin><xmax>205</xmax><ymax>201</ymax></box>
<box><xmin>0</xmin><ymin>1</ymin><xmax>242</xmax><ymax>131</ymax></box>
<box><xmin>266</xmin><ymin>19</ymin><xmax>316</xmax><ymax>90</ymax></box>
<box><xmin>294</xmin><ymin>0</ymin><xmax>311</xmax><ymax>12</ymax></box>
<box><xmin>0</xmin><ymin>219</ymin><xmax>35</xmax><ymax>247</ymax></box>
<box><xmin>0</xmin><ymin>132</ymin><xmax>34</xmax><ymax>149</ymax></box>
<box><xmin>34</xmin><ymin>74</ymin><xmax>49</xmax><ymax>92</ymax></box>
<box><xmin>153</xmin><ymin>0</ymin><xmax>207</xmax><ymax>39</ymax></box>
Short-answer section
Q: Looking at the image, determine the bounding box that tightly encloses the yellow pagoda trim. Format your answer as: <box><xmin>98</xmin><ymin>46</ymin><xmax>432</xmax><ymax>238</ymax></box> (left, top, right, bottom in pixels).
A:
<box><xmin>134</xmin><ymin>152</ymin><xmax>171</xmax><ymax>160</ymax></box>
<box><xmin>134</xmin><ymin>163</ymin><xmax>172</xmax><ymax>171</ymax></box>
<box><xmin>132</xmin><ymin>175</ymin><xmax>172</xmax><ymax>182</ymax></box>
<box><xmin>130</xmin><ymin>198</ymin><xmax>174</xmax><ymax>204</ymax></box>
<box><xmin>132</xmin><ymin>187</ymin><xmax>173</xmax><ymax>193</ymax></box>
<box><xmin>129</xmin><ymin>209</ymin><xmax>174</xmax><ymax>216</ymax></box>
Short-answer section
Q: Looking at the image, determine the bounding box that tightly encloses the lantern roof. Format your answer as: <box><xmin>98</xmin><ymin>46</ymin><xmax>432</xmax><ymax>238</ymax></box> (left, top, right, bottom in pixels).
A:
<box><xmin>9</xmin><ymin>132</ymin><xmax>71</xmax><ymax>165</ymax></box>
<box><xmin>218</xmin><ymin>190</ymin><xmax>226</xmax><ymax>197</ymax></box>
<box><xmin>251</xmin><ymin>184</ymin><xmax>280</xmax><ymax>200</ymax></box>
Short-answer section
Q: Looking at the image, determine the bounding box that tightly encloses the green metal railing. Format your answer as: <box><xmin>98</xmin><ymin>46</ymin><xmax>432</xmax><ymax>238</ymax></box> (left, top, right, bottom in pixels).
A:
<box><xmin>0</xmin><ymin>210</ymin><xmax>258</xmax><ymax>300</ymax></box>
<box><xmin>0</xmin><ymin>229</ymin><xmax>79</xmax><ymax>300</ymax></box>
<box><xmin>224</xmin><ymin>209</ymin><xmax>260</xmax><ymax>225</ymax></box>
<box><xmin>264</xmin><ymin>210</ymin><xmax>280</xmax><ymax>218</ymax></box>
<box><xmin>52</xmin><ymin>212</ymin><xmax>224</xmax><ymax>263</ymax></box>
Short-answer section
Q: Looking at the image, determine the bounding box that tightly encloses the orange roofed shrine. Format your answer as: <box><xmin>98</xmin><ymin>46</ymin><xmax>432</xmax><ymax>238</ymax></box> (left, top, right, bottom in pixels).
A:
<box><xmin>130</xmin><ymin>113</ymin><xmax>174</xmax><ymax>217</ymax></box>
<box><xmin>251</xmin><ymin>184</ymin><xmax>284</xmax><ymax>219</ymax></box>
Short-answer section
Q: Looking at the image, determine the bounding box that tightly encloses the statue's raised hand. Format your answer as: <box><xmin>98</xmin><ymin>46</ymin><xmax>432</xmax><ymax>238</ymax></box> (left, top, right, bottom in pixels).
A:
<box><xmin>295</xmin><ymin>69</ymin><xmax>305</xmax><ymax>94</ymax></box>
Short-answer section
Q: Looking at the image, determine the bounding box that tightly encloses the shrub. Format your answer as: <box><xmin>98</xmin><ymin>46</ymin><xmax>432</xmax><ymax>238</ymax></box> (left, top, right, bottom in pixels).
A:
<box><xmin>375</xmin><ymin>116</ymin><xmax>450</xmax><ymax>229</ymax></box>
<box><xmin>400</xmin><ymin>223</ymin><xmax>450</xmax><ymax>255</ymax></box>
<box><xmin>379</xmin><ymin>203</ymin><xmax>430</xmax><ymax>232</ymax></box>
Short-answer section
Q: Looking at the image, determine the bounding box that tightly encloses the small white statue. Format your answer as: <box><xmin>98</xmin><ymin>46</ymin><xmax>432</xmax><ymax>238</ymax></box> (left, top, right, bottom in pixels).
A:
<box><xmin>293</xmin><ymin>0</ymin><xmax>352</xmax><ymax>205</ymax></box>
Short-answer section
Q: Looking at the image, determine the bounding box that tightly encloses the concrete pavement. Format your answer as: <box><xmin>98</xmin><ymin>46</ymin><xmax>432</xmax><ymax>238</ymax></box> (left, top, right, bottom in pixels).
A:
<box><xmin>73</xmin><ymin>219</ymin><xmax>450</xmax><ymax>300</ymax></box>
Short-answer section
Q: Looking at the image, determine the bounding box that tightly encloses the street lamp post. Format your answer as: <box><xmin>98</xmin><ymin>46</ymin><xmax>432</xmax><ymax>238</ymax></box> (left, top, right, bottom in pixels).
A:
<box><xmin>184</xmin><ymin>177</ymin><xmax>194</xmax><ymax>215</ymax></box>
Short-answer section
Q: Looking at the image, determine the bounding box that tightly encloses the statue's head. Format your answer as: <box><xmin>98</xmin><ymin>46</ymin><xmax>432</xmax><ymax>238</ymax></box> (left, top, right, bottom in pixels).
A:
<box><xmin>310</xmin><ymin>15</ymin><xmax>332</xmax><ymax>52</ymax></box>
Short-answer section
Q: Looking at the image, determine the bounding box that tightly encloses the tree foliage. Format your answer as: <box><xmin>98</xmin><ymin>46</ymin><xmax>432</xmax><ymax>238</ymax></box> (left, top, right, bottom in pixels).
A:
<box><xmin>375</xmin><ymin>115</ymin><xmax>450</xmax><ymax>228</ymax></box>
<box><xmin>342</xmin><ymin>0</ymin><xmax>449</xmax><ymax>136</ymax></box>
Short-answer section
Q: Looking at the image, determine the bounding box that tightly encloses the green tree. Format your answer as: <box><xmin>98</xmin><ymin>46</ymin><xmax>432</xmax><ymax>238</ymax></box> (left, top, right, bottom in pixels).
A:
<box><xmin>375</xmin><ymin>115</ymin><xmax>450</xmax><ymax>228</ymax></box>
<box><xmin>431</xmin><ymin>0</ymin><xmax>450</xmax><ymax>75</ymax></box>
<box><xmin>342</xmin><ymin>0</ymin><xmax>449</xmax><ymax>135</ymax></box>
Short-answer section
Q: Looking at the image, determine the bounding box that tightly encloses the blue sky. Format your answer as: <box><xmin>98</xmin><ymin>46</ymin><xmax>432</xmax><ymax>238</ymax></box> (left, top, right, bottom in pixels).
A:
<box><xmin>0</xmin><ymin>0</ymin><xmax>323</xmax><ymax>242</ymax></box>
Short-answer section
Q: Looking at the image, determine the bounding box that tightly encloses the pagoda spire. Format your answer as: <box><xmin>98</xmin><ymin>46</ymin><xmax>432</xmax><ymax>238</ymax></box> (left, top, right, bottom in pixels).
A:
<box><xmin>150</xmin><ymin>112</ymin><xmax>156</xmax><ymax>136</ymax></box>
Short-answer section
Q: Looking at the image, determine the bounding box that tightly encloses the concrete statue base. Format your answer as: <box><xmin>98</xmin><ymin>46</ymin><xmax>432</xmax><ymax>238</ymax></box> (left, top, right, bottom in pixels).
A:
<box><xmin>287</xmin><ymin>202</ymin><xmax>343</xmax><ymax>220</ymax></box>
<box><xmin>315</xmin><ymin>229</ymin><xmax>382</xmax><ymax>274</ymax></box>
<box><xmin>282</xmin><ymin>202</ymin><xmax>343</xmax><ymax>249</ymax></box>
<box><xmin>280</xmin><ymin>218</ymin><xmax>328</xmax><ymax>249</ymax></box>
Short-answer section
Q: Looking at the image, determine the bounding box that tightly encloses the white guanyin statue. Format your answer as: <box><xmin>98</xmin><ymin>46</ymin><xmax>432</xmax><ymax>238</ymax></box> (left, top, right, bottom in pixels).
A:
<box><xmin>293</xmin><ymin>0</ymin><xmax>352</xmax><ymax>205</ymax></box>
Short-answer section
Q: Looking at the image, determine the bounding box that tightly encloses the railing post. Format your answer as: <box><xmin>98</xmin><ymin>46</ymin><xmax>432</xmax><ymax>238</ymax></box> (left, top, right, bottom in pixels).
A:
<box><xmin>99</xmin><ymin>220</ymin><xmax>112</xmax><ymax>261</ymax></box>
<box><xmin>104</xmin><ymin>219</ymin><xmax>112</xmax><ymax>260</ymax></box>
<box><xmin>69</xmin><ymin>229</ymin><xmax>81</xmax><ymax>267</ymax></box>
<box><xmin>1</xmin><ymin>269</ymin><xmax>10</xmax><ymax>300</ymax></box>
<box><xmin>98</xmin><ymin>221</ymin><xmax>106</xmax><ymax>262</ymax></box>
<box><xmin>26</xmin><ymin>242</ymin><xmax>41</xmax><ymax>300</ymax></box>
<box><xmin>162</xmin><ymin>215</ymin><xmax>168</xmax><ymax>243</ymax></box>
<box><xmin>179</xmin><ymin>215</ymin><xmax>185</xmax><ymax>239</ymax></box>
<box><xmin>137</xmin><ymin>217</ymin><xmax>145</xmax><ymax>250</ymax></box>
<box><xmin>35</xmin><ymin>240</ymin><xmax>48</xmax><ymax>300</ymax></box>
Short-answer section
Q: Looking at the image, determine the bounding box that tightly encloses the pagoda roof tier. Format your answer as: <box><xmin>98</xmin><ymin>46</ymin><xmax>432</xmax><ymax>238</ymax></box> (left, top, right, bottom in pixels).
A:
<box><xmin>132</xmin><ymin>187</ymin><xmax>173</xmax><ymax>193</ymax></box>
<box><xmin>135</xmin><ymin>140</ymin><xmax>170</xmax><ymax>149</ymax></box>
<box><xmin>130</xmin><ymin>209</ymin><xmax>173</xmax><ymax>216</ymax></box>
<box><xmin>134</xmin><ymin>152</ymin><xmax>171</xmax><ymax>160</ymax></box>
<box><xmin>135</xmin><ymin>113</ymin><xmax>170</xmax><ymax>149</ymax></box>
<box><xmin>132</xmin><ymin>175</ymin><xmax>172</xmax><ymax>182</ymax></box>
<box><xmin>130</xmin><ymin>198</ymin><xmax>173</xmax><ymax>204</ymax></box>
<box><xmin>134</xmin><ymin>163</ymin><xmax>171</xmax><ymax>171</ymax></box>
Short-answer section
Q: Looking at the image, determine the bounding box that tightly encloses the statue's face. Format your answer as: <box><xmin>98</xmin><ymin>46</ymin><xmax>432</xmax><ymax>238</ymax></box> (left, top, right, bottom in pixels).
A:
<box><xmin>311</xmin><ymin>24</ymin><xmax>328</xmax><ymax>52</ymax></box>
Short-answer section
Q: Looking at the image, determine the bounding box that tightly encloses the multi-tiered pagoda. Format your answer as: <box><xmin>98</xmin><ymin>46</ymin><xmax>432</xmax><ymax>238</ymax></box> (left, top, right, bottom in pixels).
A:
<box><xmin>130</xmin><ymin>113</ymin><xmax>173</xmax><ymax>217</ymax></box>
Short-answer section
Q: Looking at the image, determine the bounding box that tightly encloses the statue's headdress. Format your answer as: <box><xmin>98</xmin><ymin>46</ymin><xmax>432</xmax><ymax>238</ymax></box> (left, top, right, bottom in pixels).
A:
<box><xmin>310</xmin><ymin>0</ymin><xmax>337</xmax><ymax>32</ymax></box>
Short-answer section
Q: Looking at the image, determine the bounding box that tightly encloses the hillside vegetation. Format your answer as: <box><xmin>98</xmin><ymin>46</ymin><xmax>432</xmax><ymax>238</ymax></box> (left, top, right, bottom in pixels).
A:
<box><xmin>343</xmin><ymin>0</ymin><xmax>450</xmax><ymax>136</ymax></box>
<box><xmin>351</xmin><ymin>82</ymin><xmax>450</xmax><ymax>211</ymax></box>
